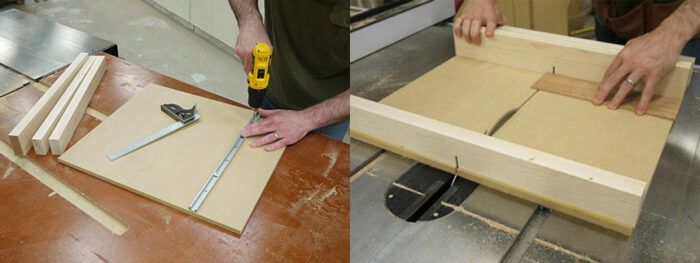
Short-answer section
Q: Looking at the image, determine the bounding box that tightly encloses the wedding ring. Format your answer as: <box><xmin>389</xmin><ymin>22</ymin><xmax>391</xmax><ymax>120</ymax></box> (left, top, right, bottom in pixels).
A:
<box><xmin>626</xmin><ymin>78</ymin><xmax>637</xmax><ymax>86</ymax></box>
<box><xmin>273</xmin><ymin>132</ymin><xmax>280</xmax><ymax>141</ymax></box>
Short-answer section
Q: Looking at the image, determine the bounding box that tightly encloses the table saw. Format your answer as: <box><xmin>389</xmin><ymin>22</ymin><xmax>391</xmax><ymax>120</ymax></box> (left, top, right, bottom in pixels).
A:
<box><xmin>350</xmin><ymin>24</ymin><xmax>700</xmax><ymax>262</ymax></box>
<box><xmin>0</xmin><ymin>52</ymin><xmax>349</xmax><ymax>261</ymax></box>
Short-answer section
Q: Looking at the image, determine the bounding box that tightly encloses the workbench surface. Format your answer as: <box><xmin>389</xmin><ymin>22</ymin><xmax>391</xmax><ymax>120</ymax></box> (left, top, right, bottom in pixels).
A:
<box><xmin>0</xmin><ymin>53</ymin><xmax>349</xmax><ymax>262</ymax></box>
<box><xmin>350</xmin><ymin>25</ymin><xmax>700</xmax><ymax>262</ymax></box>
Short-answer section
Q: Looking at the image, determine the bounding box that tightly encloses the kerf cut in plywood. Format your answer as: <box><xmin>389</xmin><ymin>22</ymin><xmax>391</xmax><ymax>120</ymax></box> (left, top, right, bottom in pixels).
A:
<box><xmin>32</xmin><ymin>56</ymin><xmax>97</xmax><ymax>155</ymax></box>
<box><xmin>381</xmin><ymin>56</ymin><xmax>540</xmax><ymax>134</ymax></box>
<box><xmin>455</xmin><ymin>26</ymin><xmax>694</xmax><ymax>100</ymax></box>
<box><xmin>350</xmin><ymin>95</ymin><xmax>646</xmax><ymax>235</ymax></box>
<box><xmin>58</xmin><ymin>84</ymin><xmax>285</xmax><ymax>234</ymax></box>
<box><xmin>8</xmin><ymin>53</ymin><xmax>89</xmax><ymax>156</ymax></box>
<box><xmin>49</xmin><ymin>56</ymin><xmax>106</xmax><ymax>155</ymax></box>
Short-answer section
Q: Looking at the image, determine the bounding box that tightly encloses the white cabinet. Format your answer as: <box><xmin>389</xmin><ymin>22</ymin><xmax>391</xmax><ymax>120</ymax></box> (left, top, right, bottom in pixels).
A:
<box><xmin>150</xmin><ymin>0</ymin><xmax>265</xmax><ymax>51</ymax></box>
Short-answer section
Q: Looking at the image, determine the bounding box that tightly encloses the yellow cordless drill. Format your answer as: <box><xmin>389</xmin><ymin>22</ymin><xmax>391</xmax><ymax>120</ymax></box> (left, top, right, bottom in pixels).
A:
<box><xmin>247</xmin><ymin>42</ymin><xmax>272</xmax><ymax>110</ymax></box>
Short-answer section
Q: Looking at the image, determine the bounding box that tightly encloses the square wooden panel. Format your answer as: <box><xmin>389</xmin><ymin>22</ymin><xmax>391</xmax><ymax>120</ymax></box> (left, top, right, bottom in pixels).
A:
<box><xmin>59</xmin><ymin>84</ymin><xmax>284</xmax><ymax>234</ymax></box>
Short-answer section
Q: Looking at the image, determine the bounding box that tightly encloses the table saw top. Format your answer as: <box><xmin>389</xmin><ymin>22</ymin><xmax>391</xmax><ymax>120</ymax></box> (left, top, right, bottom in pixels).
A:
<box><xmin>0</xmin><ymin>52</ymin><xmax>349</xmax><ymax>262</ymax></box>
<box><xmin>350</xmin><ymin>25</ymin><xmax>700</xmax><ymax>262</ymax></box>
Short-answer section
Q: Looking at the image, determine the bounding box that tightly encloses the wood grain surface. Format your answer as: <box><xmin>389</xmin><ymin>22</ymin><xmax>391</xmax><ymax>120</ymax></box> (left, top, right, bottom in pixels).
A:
<box><xmin>532</xmin><ymin>73</ymin><xmax>681</xmax><ymax>120</ymax></box>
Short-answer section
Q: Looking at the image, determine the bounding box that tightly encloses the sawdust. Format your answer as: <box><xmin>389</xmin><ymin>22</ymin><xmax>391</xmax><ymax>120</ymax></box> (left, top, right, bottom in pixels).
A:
<box><xmin>0</xmin><ymin>141</ymin><xmax>128</xmax><ymax>235</ymax></box>
<box><xmin>289</xmin><ymin>186</ymin><xmax>338</xmax><ymax>213</ymax></box>
<box><xmin>320</xmin><ymin>149</ymin><xmax>338</xmax><ymax>178</ymax></box>
<box><xmin>2</xmin><ymin>165</ymin><xmax>15</xmax><ymax>179</ymax></box>
<box><xmin>534</xmin><ymin>238</ymin><xmax>598</xmax><ymax>262</ymax></box>
<box><xmin>391</xmin><ymin>182</ymin><xmax>425</xmax><ymax>196</ymax></box>
<box><xmin>442</xmin><ymin>202</ymin><xmax>519</xmax><ymax>235</ymax></box>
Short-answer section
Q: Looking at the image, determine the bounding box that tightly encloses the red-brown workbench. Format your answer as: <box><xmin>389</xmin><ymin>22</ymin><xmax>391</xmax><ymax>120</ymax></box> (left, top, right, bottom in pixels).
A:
<box><xmin>0</xmin><ymin>53</ymin><xmax>349</xmax><ymax>262</ymax></box>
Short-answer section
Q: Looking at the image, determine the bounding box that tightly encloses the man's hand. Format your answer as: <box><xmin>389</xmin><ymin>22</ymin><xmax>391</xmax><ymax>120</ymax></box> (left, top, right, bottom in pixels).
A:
<box><xmin>594</xmin><ymin>1</ymin><xmax>700</xmax><ymax>114</ymax></box>
<box><xmin>241</xmin><ymin>109</ymin><xmax>312</xmax><ymax>151</ymax></box>
<box><xmin>240</xmin><ymin>90</ymin><xmax>350</xmax><ymax>151</ymax></box>
<box><xmin>236</xmin><ymin>23</ymin><xmax>272</xmax><ymax>73</ymax></box>
<box><xmin>593</xmin><ymin>30</ymin><xmax>684</xmax><ymax>114</ymax></box>
<box><xmin>453</xmin><ymin>0</ymin><xmax>506</xmax><ymax>45</ymax></box>
<box><xmin>229</xmin><ymin>0</ymin><xmax>272</xmax><ymax>73</ymax></box>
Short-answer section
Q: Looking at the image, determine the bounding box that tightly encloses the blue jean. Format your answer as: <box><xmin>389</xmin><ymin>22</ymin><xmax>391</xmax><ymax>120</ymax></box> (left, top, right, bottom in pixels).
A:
<box><xmin>595</xmin><ymin>15</ymin><xmax>700</xmax><ymax>61</ymax></box>
<box><xmin>261</xmin><ymin>96</ymin><xmax>349</xmax><ymax>141</ymax></box>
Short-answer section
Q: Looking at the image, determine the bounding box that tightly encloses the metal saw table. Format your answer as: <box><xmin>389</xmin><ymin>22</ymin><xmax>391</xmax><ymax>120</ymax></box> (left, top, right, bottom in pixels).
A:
<box><xmin>350</xmin><ymin>25</ymin><xmax>700</xmax><ymax>262</ymax></box>
<box><xmin>0</xmin><ymin>52</ymin><xmax>349</xmax><ymax>262</ymax></box>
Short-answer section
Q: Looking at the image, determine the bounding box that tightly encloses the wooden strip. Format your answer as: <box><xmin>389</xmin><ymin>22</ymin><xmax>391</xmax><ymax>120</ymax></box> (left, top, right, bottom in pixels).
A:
<box><xmin>32</xmin><ymin>56</ymin><xmax>97</xmax><ymax>155</ymax></box>
<box><xmin>7</xmin><ymin>53</ymin><xmax>88</xmax><ymax>156</ymax></box>
<box><xmin>350</xmin><ymin>95</ymin><xmax>646</xmax><ymax>235</ymax></box>
<box><xmin>455</xmin><ymin>26</ymin><xmax>694</xmax><ymax>100</ymax></box>
<box><xmin>49</xmin><ymin>56</ymin><xmax>106</xmax><ymax>155</ymax></box>
<box><xmin>532</xmin><ymin>73</ymin><xmax>680</xmax><ymax>120</ymax></box>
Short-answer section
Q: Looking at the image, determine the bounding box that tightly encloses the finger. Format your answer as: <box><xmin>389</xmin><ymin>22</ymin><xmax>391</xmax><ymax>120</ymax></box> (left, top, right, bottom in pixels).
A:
<box><xmin>462</xmin><ymin>19</ymin><xmax>471</xmax><ymax>43</ymax></box>
<box><xmin>608</xmin><ymin>70</ymin><xmax>643</xmax><ymax>109</ymax></box>
<box><xmin>265</xmin><ymin>138</ymin><xmax>290</xmax><ymax>151</ymax></box>
<box><xmin>241</xmin><ymin>120</ymin><xmax>275</xmax><ymax>137</ymax></box>
<box><xmin>636</xmin><ymin>76</ymin><xmax>659</xmax><ymax>115</ymax></box>
<box><xmin>257</xmin><ymin>108</ymin><xmax>280</xmax><ymax>117</ymax></box>
<box><xmin>594</xmin><ymin>64</ymin><xmax>630</xmax><ymax>105</ymax></box>
<box><xmin>470</xmin><ymin>19</ymin><xmax>482</xmax><ymax>45</ymax></box>
<box><xmin>251</xmin><ymin>132</ymin><xmax>278</xmax><ymax>148</ymax></box>
<box><xmin>454</xmin><ymin>16</ymin><xmax>464</xmax><ymax>37</ymax></box>
<box><xmin>603</xmin><ymin>55</ymin><xmax>623</xmax><ymax>80</ymax></box>
<box><xmin>243</xmin><ymin>56</ymin><xmax>253</xmax><ymax>74</ymax></box>
<box><xmin>486</xmin><ymin>21</ymin><xmax>497</xmax><ymax>37</ymax></box>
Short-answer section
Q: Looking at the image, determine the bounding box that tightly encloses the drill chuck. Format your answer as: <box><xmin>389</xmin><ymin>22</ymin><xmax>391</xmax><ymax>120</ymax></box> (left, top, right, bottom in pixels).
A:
<box><xmin>248</xmin><ymin>87</ymin><xmax>266</xmax><ymax>109</ymax></box>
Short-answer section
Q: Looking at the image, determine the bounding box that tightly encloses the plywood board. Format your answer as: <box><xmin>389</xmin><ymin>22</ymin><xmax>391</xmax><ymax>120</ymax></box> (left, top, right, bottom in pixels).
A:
<box><xmin>58</xmin><ymin>84</ymin><xmax>285</xmax><ymax>234</ymax></box>
<box><xmin>494</xmin><ymin>91</ymin><xmax>672</xmax><ymax>183</ymax></box>
<box><xmin>350</xmin><ymin>95</ymin><xmax>645</xmax><ymax>234</ymax></box>
<box><xmin>455</xmin><ymin>26</ymin><xmax>694</xmax><ymax>100</ymax></box>
<box><xmin>381</xmin><ymin>56</ymin><xmax>540</xmax><ymax>133</ymax></box>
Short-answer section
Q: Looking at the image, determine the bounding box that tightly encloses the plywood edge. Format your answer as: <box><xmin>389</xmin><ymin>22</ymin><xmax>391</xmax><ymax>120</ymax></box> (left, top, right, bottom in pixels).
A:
<box><xmin>532</xmin><ymin>73</ymin><xmax>680</xmax><ymax>120</ymax></box>
<box><xmin>32</xmin><ymin>56</ymin><xmax>97</xmax><ymax>155</ymax></box>
<box><xmin>454</xmin><ymin>26</ymin><xmax>693</xmax><ymax>100</ymax></box>
<box><xmin>55</xmin><ymin>156</ymin><xmax>243</xmax><ymax>235</ymax></box>
<box><xmin>350</xmin><ymin>95</ymin><xmax>645</xmax><ymax>234</ymax></box>
<box><xmin>49</xmin><ymin>56</ymin><xmax>106</xmax><ymax>155</ymax></box>
<box><xmin>7</xmin><ymin>53</ymin><xmax>89</xmax><ymax>156</ymax></box>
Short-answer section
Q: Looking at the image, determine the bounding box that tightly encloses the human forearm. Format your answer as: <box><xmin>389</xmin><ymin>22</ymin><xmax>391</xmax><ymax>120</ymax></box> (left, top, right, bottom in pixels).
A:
<box><xmin>301</xmin><ymin>90</ymin><xmax>350</xmax><ymax>131</ymax></box>
<box><xmin>656</xmin><ymin>0</ymin><xmax>700</xmax><ymax>47</ymax></box>
<box><xmin>228</xmin><ymin>0</ymin><xmax>263</xmax><ymax>29</ymax></box>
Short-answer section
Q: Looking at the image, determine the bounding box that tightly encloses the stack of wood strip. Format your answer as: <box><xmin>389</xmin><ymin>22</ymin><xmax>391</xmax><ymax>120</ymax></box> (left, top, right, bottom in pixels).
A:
<box><xmin>8</xmin><ymin>53</ymin><xmax>107</xmax><ymax>156</ymax></box>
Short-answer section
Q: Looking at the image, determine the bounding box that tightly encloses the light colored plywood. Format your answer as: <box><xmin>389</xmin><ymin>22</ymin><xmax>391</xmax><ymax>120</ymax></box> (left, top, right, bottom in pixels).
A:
<box><xmin>350</xmin><ymin>95</ymin><xmax>646</xmax><ymax>235</ymax></box>
<box><xmin>381</xmin><ymin>56</ymin><xmax>541</xmax><ymax>133</ymax></box>
<box><xmin>58</xmin><ymin>84</ymin><xmax>285</xmax><ymax>234</ymax></box>
<box><xmin>532</xmin><ymin>73</ymin><xmax>681</xmax><ymax>120</ymax></box>
<box><xmin>455</xmin><ymin>26</ymin><xmax>694</xmax><ymax>100</ymax></box>
<box><xmin>494</xmin><ymin>91</ymin><xmax>672</xmax><ymax>183</ymax></box>
<box><xmin>8</xmin><ymin>53</ymin><xmax>88</xmax><ymax>156</ymax></box>
<box><xmin>32</xmin><ymin>56</ymin><xmax>96</xmax><ymax>155</ymax></box>
<box><xmin>49</xmin><ymin>56</ymin><xmax>106</xmax><ymax>155</ymax></box>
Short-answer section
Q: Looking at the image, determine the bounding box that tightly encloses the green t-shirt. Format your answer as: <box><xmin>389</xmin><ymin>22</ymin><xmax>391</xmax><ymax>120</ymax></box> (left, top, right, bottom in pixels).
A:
<box><xmin>264</xmin><ymin>0</ymin><xmax>349</xmax><ymax>110</ymax></box>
